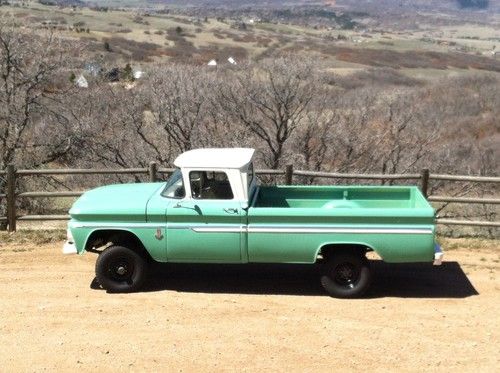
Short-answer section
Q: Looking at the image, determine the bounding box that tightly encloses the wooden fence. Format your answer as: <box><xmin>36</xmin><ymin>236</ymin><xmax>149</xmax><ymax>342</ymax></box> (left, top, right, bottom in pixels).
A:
<box><xmin>0</xmin><ymin>163</ymin><xmax>499</xmax><ymax>232</ymax></box>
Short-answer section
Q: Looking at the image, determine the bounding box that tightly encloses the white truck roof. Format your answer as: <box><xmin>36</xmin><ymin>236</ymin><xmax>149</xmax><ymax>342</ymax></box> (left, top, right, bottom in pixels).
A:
<box><xmin>174</xmin><ymin>148</ymin><xmax>255</xmax><ymax>169</ymax></box>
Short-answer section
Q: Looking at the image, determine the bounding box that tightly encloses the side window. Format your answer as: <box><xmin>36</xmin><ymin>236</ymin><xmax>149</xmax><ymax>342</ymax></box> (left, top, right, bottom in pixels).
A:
<box><xmin>189</xmin><ymin>171</ymin><xmax>234</xmax><ymax>200</ymax></box>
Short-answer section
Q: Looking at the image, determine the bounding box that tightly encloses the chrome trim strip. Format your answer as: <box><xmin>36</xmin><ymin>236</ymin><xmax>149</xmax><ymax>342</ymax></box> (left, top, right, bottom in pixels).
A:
<box><xmin>72</xmin><ymin>222</ymin><xmax>433</xmax><ymax>235</ymax></box>
<box><xmin>247</xmin><ymin>227</ymin><xmax>433</xmax><ymax>234</ymax></box>
<box><xmin>72</xmin><ymin>223</ymin><xmax>161</xmax><ymax>229</ymax></box>
<box><xmin>183</xmin><ymin>225</ymin><xmax>432</xmax><ymax>234</ymax></box>
<box><xmin>192</xmin><ymin>226</ymin><xmax>243</xmax><ymax>233</ymax></box>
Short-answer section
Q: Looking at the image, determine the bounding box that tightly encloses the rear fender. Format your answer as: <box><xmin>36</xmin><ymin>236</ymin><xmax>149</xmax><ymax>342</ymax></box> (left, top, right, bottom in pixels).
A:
<box><xmin>315</xmin><ymin>242</ymin><xmax>377</xmax><ymax>262</ymax></box>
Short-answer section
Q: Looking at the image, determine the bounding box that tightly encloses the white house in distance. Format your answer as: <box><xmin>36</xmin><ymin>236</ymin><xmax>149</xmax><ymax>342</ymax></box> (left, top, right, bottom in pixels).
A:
<box><xmin>207</xmin><ymin>58</ymin><xmax>236</xmax><ymax>66</ymax></box>
<box><xmin>75</xmin><ymin>75</ymin><xmax>88</xmax><ymax>88</ymax></box>
<box><xmin>133</xmin><ymin>69</ymin><xmax>144</xmax><ymax>79</ymax></box>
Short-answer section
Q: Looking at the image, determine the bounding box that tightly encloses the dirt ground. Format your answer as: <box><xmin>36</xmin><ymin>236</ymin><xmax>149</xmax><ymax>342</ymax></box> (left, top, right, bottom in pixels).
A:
<box><xmin>0</xmin><ymin>239</ymin><xmax>499</xmax><ymax>372</ymax></box>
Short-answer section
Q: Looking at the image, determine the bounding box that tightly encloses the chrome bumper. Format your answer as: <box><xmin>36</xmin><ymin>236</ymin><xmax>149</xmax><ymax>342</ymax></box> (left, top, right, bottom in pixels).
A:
<box><xmin>62</xmin><ymin>241</ymin><xmax>77</xmax><ymax>255</ymax></box>
<box><xmin>433</xmin><ymin>243</ymin><xmax>444</xmax><ymax>266</ymax></box>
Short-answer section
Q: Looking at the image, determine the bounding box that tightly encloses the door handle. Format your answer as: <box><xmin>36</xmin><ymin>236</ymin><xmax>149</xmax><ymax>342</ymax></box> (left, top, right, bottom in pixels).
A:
<box><xmin>173</xmin><ymin>202</ymin><xmax>202</xmax><ymax>215</ymax></box>
<box><xmin>223</xmin><ymin>208</ymin><xmax>238</xmax><ymax>214</ymax></box>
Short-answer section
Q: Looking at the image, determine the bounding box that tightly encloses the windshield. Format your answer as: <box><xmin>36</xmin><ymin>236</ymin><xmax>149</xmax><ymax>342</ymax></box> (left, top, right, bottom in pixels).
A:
<box><xmin>161</xmin><ymin>169</ymin><xmax>185</xmax><ymax>198</ymax></box>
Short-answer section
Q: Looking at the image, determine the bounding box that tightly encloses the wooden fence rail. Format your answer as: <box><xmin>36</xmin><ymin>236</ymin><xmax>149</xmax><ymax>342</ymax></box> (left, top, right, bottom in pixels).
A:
<box><xmin>1</xmin><ymin>163</ymin><xmax>499</xmax><ymax>232</ymax></box>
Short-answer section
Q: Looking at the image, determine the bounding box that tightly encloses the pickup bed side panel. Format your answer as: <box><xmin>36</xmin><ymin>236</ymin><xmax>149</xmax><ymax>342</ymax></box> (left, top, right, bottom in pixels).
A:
<box><xmin>247</xmin><ymin>208</ymin><xmax>436</xmax><ymax>263</ymax></box>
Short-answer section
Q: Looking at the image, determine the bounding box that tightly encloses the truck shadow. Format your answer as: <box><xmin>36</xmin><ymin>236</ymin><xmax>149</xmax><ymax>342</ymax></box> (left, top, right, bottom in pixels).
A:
<box><xmin>367</xmin><ymin>261</ymin><xmax>478</xmax><ymax>299</ymax></box>
<box><xmin>123</xmin><ymin>260</ymin><xmax>478</xmax><ymax>298</ymax></box>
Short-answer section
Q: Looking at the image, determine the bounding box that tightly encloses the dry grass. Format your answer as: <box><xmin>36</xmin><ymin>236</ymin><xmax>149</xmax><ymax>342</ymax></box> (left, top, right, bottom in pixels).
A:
<box><xmin>0</xmin><ymin>230</ymin><xmax>66</xmax><ymax>247</ymax></box>
<box><xmin>316</xmin><ymin>45</ymin><xmax>500</xmax><ymax>72</ymax></box>
<box><xmin>438</xmin><ymin>237</ymin><xmax>500</xmax><ymax>252</ymax></box>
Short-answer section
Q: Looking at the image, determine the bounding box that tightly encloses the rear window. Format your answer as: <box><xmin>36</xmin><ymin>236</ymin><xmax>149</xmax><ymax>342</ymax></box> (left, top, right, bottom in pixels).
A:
<box><xmin>247</xmin><ymin>163</ymin><xmax>254</xmax><ymax>189</ymax></box>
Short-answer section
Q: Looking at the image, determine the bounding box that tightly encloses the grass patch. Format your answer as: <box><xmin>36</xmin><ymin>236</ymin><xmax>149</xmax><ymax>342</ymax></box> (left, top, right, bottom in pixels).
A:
<box><xmin>313</xmin><ymin>45</ymin><xmax>500</xmax><ymax>72</ymax></box>
<box><xmin>0</xmin><ymin>229</ymin><xmax>66</xmax><ymax>247</ymax></box>
<box><xmin>12</xmin><ymin>248</ymin><xmax>34</xmax><ymax>253</ymax></box>
<box><xmin>102</xmin><ymin>36</ymin><xmax>165</xmax><ymax>61</ymax></box>
<box><xmin>437</xmin><ymin>237</ymin><xmax>500</xmax><ymax>251</ymax></box>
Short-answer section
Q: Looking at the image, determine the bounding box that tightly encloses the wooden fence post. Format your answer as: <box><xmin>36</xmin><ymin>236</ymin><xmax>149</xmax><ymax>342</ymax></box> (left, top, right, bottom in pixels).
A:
<box><xmin>6</xmin><ymin>164</ymin><xmax>16</xmax><ymax>232</ymax></box>
<box><xmin>420</xmin><ymin>168</ymin><xmax>429</xmax><ymax>198</ymax></box>
<box><xmin>285</xmin><ymin>164</ymin><xmax>294</xmax><ymax>185</ymax></box>
<box><xmin>148</xmin><ymin>161</ymin><xmax>158</xmax><ymax>182</ymax></box>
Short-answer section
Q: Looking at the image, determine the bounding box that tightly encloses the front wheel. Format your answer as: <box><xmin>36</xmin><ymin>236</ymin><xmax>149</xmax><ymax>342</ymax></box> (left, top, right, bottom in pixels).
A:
<box><xmin>321</xmin><ymin>251</ymin><xmax>371</xmax><ymax>298</ymax></box>
<box><xmin>95</xmin><ymin>245</ymin><xmax>147</xmax><ymax>293</ymax></box>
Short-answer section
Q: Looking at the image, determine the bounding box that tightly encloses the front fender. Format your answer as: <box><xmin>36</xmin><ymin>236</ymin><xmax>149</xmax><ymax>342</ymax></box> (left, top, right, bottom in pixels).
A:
<box><xmin>68</xmin><ymin>222</ymin><xmax>167</xmax><ymax>262</ymax></box>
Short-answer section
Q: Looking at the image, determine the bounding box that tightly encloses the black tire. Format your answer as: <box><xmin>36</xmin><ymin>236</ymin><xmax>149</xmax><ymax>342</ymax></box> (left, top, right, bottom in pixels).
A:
<box><xmin>95</xmin><ymin>245</ymin><xmax>147</xmax><ymax>293</ymax></box>
<box><xmin>321</xmin><ymin>251</ymin><xmax>371</xmax><ymax>298</ymax></box>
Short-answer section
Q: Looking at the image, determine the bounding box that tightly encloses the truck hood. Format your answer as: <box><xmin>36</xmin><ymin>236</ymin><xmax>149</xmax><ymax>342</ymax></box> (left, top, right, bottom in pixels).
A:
<box><xmin>69</xmin><ymin>183</ymin><xmax>164</xmax><ymax>222</ymax></box>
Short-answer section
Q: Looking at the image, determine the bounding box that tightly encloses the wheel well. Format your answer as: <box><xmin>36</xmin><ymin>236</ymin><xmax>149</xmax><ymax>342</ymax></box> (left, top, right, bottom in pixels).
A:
<box><xmin>85</xmin><ymin>229</ymin><xmax>153</xmax><ymax>261</ymax></box>
<box><xmin>318</xmin><ymin>244</ymin><xmax>370</xmax><ymax>262</ymax></box>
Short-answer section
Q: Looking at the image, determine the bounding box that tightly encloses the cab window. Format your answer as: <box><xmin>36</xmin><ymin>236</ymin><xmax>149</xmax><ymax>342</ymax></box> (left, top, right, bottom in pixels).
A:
<box><xmin>189</xmin><ymin>171</ymin><xmax>234</xmax><ymax>200</ymax></box>
<box><xmin>161</xmin><ymin>169</ymin><xmax>185</xmax><ymax>198</ymax></box>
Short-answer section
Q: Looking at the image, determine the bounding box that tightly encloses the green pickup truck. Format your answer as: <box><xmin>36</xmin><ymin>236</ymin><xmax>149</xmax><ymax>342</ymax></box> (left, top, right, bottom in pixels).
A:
<box><xmin>64</xmin><ymin>148</ymin><xmax>443</xmax><ymax>298</ymax></box>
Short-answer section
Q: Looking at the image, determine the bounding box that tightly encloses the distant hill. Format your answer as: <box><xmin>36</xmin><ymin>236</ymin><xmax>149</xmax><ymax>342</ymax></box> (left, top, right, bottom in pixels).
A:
<box><xmin>77</xmin><ymin>0</ymin><xmax>498</xmax><ymax>12</ymax></box>
<box><xmin>38</xmin><ymin>0</ymin><xmax>85</xmax><ymax>5</ymax></box>
<box><xmin>337</xmin><ymin>0</ymin><xmax>496</xmax><ymax>12</ymax></box>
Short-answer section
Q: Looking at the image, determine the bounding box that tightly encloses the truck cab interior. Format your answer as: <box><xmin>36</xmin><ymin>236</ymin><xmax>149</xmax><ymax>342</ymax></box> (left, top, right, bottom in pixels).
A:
<box><xmin>189</xmin><ymin>171</ymin><xmax>234</xmax><ymax>200</ymax></box>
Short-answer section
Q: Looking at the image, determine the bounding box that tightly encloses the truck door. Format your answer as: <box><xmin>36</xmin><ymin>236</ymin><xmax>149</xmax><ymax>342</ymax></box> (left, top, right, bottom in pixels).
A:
<box><xmin>166</xmin><ymin>170</ymin><xmax>243</xmax><ymax>262</ymax></box>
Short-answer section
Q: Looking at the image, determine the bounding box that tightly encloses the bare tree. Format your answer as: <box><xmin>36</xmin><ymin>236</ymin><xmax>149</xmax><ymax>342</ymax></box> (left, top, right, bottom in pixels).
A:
<box><xmin>64</xmin><ymin>81</ymin><xmax>169</xmax><ymax>182</ymax></box>
<box><xmin>219</xmin><ymin>57</ymin><xmax>318</xmax><ymax>168</ymax></box>
<box><xmin>0</xmin><ymin>24</ymin><xmax>75</xmax><ymax>168</ymax></box>
<box><xmin>145</xmin><ymin>65</ymin><xmax>216</xmax><ymax>155</ymax></box>
<box><xmin>292</xmin><ymin>90</ymin><xmax>341</xmax><ymax>181</ymax></box>
<box><xmin>318</xmin><ymin>87</ymin><xmax>383</xmax><ymax>175</ymax></box>
<box><xmin>0</xmin><ymin>23</ymin><xmax>77</xmax><ymax>227</ymax></box>
<box><xmin>377</xmin><ymin>89</ymin><xmax>441</xmax><ymax>179</ymax></box>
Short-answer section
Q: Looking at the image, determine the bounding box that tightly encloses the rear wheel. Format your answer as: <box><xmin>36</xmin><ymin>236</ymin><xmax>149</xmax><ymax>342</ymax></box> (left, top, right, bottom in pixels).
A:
<box><xmin>95</xmin><ymin>245</ymin><xmax>147</xmax><ymax>293</ymax></box>
<box><xmin>321</xmin><ymin>251</ymin><xmax>371</xmax><ymax>298</ymax></box>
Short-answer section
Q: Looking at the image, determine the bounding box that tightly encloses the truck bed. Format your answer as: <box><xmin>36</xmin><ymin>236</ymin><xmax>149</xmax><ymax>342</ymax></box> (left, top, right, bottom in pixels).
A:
<box><xmin>253</xmin><ymin>185</ymin><xmax>429</xmax><ymax>209</ymax></box>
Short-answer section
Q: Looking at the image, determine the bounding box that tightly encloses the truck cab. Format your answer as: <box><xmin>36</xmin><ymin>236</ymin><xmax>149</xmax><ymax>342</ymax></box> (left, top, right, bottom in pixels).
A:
<box><xmin>156</xmin><ymin>148</ymin><xmax>256</xmax><ymax>262</ymax></box>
